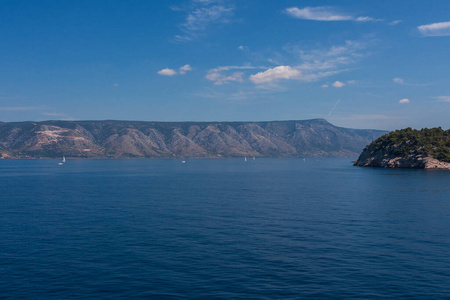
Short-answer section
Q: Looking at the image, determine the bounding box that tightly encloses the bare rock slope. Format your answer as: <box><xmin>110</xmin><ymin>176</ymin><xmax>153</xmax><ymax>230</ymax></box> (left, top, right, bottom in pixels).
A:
<box><xmin>0</xmin><ymin>119</ymin><xmax>386</xmax><ymax>159</ymax></box>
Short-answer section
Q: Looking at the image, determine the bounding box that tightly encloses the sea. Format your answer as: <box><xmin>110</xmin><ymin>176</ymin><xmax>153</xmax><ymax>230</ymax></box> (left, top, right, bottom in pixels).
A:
<box><xmin>0</xmin><ymin>158</ymin><xmax>449</xmax><ymax>299</ymax></box>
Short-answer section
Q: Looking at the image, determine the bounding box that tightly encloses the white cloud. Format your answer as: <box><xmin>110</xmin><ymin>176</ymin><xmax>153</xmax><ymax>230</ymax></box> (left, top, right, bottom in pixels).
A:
<box><xmin>392</xmin><ymin>78</ymin><xmax>432</xmax><ymax>87</ymax></box>
<box><xmin>212</xmin><ymin>72</ymin><xmax>244</xmax><ymax>85</ymax></box>
<box><xmin>355</xmin><ymin>16</ymin><xmax>379</xmax><ymax>23</ymax></box>
<box><xmin>249</xmin><ymin>66</ymin><xmax>301</xmax><ymax>84</ymax></box>
<box><xmin>389</xmin><ymin>20</ymin><xmax>402</xmax><ymax>26</ymax></box>
<box><xmin>173</xmin><ymin>35</ymin><xmax>193</xmax><ymax>42</ymax></box>
<box><xmin>157</xmin><ymin>68</ymin><xmax>177</xmax><ymax>76</ymax></box>
<box><xmin>244</xmin><ymin>40</ymin><xmax>370</xmax><ymax>85</ymax></box>
<box><xmin>332</xmin><ymin>81</ymin><xmax>345</xmax><ymax>88</ymax></box>
<box><xmin>286</xmin><ymin>6</ymin><xmax>352</xmax><ymax>21</ymax></box>
<box><xmin>179</xmin><ymin>64</ymin><xmax>192</xmax><ymax>74</ymax></box>
<box><xmin>206</xmin><ymin>40</ymin><xmax>370</xmax><ymax>86</ymax></box>
<box><xmin>418</xmin><ymin>21</ymin><xmax>450</xmax><ymax>37</ymax></box>
<box><xmin>238</xmin><ymin>45</ymin><xmax>249</xmax><ymax>51</ymax></box>
<box><xmin>176</xmin><ymin>0</ymin><xmax>234</xmax><ymax>41</ymax></box>
<box><xmin>285</xmin><ymin>6</ymin><xmax>380</xmax><ymax>22</ymax></box>
<box><xmin>205</xmin><ymin>66</ymin><xmax>255</xmax><ymax>85</ymax></box>
<box><xmin>158</xmin><ymin>65</ymin><xmax>192</xmax><ymax>76</ymax></box>
<box><xmin>399</xmin><ymin>98</ymin><xmax>410</xmax><ymax>104</ymax></box>
<box><xmin>183</xmin><ymin>5</ymin><xmax>233</xmax><ymax>31</ymax></box>
<box><xmin>293</xmin><ymin>40</ymin><xmax>369</xmax><ymax>81</ymax></box>
<box><xmin>321</xmin><ymin>84</ymin><xmax>329</xmax><ymax>88</ymax></box>
<box><xmin>393</xmin><ymin>77</ymin><xmax>404</xmax><ymax>84</ymax></box>
<box><xmin>436</xmin><ymin>96</ymin><xmax>450</xmax><ymax>102</ymax></box>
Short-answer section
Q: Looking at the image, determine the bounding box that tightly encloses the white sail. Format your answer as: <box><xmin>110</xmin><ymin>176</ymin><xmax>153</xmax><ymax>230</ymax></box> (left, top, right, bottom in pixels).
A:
<box><xmin>62</xmin><ymin>156</ymin><xmax>66</xmax><ymax>163</ymax></box>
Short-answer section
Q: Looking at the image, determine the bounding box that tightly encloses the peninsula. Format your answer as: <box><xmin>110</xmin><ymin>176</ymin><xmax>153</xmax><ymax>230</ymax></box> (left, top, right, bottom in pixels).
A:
<box><xmin>0</xmin><ymin>119</ymin><xmax>386</xmax><ymax>159</ymax></box>
<box><xmin>354</xmin><ymin>127</ymin><xmax>450</xmax><ymax>169</ymax></box>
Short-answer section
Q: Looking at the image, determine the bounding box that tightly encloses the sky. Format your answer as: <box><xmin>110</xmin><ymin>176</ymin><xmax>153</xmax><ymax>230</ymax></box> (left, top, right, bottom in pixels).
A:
<box><xmin>1</xmin><ymin>0</ymin><xmax>450</xmax><ymax>130</ymax></box>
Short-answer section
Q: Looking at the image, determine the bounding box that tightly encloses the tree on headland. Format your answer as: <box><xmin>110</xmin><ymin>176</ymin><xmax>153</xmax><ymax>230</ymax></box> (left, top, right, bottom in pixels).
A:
<box><xmin>366</xmin><ymin>127</ymin><xmax>450</xmax><ymax>162</ymax></box>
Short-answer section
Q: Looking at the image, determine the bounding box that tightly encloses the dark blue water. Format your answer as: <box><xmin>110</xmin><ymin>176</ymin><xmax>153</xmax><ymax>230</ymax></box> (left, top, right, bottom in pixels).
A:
<box><xmin>0</xmin><ymin>159</ymin><xmax>449</xmax><ymax>299</ymax></box>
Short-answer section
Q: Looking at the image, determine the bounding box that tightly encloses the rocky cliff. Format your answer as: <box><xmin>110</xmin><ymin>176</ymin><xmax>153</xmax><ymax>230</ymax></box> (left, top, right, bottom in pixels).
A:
<box><xmin>0</xmin><ymin>119</ymin><xmax>386</xmax><ymax>159</ymax></box>
<box><xmin>354</xmin><ymin>127</ymin><xmax>450</xmax><ymax>169</ymax></box>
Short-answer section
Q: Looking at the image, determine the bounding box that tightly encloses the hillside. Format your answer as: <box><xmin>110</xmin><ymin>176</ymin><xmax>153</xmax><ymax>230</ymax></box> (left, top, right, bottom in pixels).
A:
<box><xmin>0</xmin><ymin>119</ymin><xmax>386</xmax><ymax>159</ymax></box>
<box><xmin>354</xmin><ymin>127</ymin><xmax>450</xmax><ymax>169</ymax></box>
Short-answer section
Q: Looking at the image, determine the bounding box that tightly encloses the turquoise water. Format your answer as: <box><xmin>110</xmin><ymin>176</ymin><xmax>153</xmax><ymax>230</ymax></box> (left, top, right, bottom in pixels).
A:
<box><xmin>1</xmin><ymin>159</ymin><xmax>449</xmax><ymax>298</ymax></box>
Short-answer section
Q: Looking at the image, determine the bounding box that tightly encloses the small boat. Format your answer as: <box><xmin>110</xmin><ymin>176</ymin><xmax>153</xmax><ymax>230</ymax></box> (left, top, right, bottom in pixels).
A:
<box><xmin>253</xmin><ymin>156</ymin><xmax>255</xmax><ymax>160</ymax></box>
<box><xmin>58</xmin><ymin>156</ymin><xmax>65</xmax><ymax>165</ymax></box>
<box><xmin>244</xmin><ymin>156</ymin><xmax>247</xmax><ymax>162</ymax></box>
<box><xmin>181</xmin><ymin>160</ymin><xmax>186</xmax><ymax>163</ymax></box>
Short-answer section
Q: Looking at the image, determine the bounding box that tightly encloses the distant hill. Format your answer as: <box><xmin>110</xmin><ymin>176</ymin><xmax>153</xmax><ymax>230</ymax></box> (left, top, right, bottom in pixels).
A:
<box><xmin>354</xmin><ymin>127</ymin><xmax>450</xmax><ymax>169</ymax></box>
<box><xmin>0</xmin><ymin>119</ymin><xmax>387</xmax><ymax>159</ymax></box>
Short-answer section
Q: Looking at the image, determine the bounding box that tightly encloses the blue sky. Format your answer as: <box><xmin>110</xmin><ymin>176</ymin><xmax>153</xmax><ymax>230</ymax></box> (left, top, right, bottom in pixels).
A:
<box><xmin>1</xmin><ymin>0</ymin><xmax>450</xmax><ymax>130</ymax></box>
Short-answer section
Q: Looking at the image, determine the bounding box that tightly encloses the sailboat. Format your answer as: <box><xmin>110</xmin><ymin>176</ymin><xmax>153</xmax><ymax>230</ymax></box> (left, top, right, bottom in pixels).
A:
<box><xmin>58</xmin><ymin>156</ymin><xmax>65</xmax><ymax>165</ymax></box>
<box><xmin>244</xmin><ymin>156</ymin><xmax>247</xmax><ymax>162</ymax></box>
<box><xmin>253</xmin><ymin>156</ymin><xmax>255</xmax><ymax>160</ymax></box>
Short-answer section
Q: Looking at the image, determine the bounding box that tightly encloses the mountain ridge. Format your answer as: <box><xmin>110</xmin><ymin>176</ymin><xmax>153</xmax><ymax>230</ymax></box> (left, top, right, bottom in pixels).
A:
<box><xmin>0</xmin><ymin>119</ymin><xmax>387</xmax><ymax>159</ymax></box>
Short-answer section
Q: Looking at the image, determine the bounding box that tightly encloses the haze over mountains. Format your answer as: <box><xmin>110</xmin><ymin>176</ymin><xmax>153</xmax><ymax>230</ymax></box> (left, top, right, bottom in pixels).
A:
<box><xmin>0</xmin><ymin>119</ymin><xmax>387</xmax><ymax>159</ymax></box>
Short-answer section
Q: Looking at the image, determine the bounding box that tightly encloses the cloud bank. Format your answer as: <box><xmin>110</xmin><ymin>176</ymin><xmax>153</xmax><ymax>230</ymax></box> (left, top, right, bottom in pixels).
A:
<box><xmin>205</xmin><ymin>40</ymin><xmax>371</xmax><ymax>86</ymax></box>
<box><xmin>250</xmin><ymin>40</ymin><xmax>369</xmax><ymax>84</ymax></box>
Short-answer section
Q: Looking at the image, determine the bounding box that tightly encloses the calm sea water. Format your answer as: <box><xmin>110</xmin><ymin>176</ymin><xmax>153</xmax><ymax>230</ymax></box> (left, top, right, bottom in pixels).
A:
<box><xmin>0</xmin><ymin>159</ymin><xmax>449</xmax><ymax>299</ymax></box>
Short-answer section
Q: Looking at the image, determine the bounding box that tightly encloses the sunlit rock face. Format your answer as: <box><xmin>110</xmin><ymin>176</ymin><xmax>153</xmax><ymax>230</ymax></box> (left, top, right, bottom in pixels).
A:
<box><xmin>0</xmin><ymin>119</ymin><xmax>386</xmax><ymax>158</ymax></box>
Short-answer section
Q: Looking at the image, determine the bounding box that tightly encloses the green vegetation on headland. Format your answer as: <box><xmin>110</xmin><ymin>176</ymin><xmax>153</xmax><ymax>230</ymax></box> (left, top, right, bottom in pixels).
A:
<box><xmin>368</xmin><ymin>127</ymin><xmax>450</xmax><ymax>162</ymax></box>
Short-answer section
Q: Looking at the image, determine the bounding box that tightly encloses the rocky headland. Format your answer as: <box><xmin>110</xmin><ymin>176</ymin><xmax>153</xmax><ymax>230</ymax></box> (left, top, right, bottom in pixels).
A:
<box><xmin>354</xmin><ymin>127</ymin><xmax>450</xmax><ymax>169</ymax></box>
<box><xmin>0</xmin><ymin>119</ymin><xmax>386</xmax><ymax>159</ymax></box>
